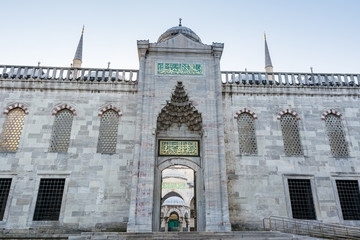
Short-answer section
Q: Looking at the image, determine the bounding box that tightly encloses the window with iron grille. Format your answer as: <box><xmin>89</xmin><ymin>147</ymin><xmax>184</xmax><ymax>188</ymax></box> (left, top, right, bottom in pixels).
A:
<box><xmin>325</xmin><ymin>114</ymin><xmax>349</xmax><ymax>157</ymax></box>
<box><xmin>0</xmin><ymin>108</ymin><xmax>26</xmax><ymax>152</ymax></box>
<box><xmin>280</xmin><ymin>114</ymin><xmax>303</xmax><ymax>156</ymax></box>
<box><xmin>49</xmin><ymin>109</ymin><xmax>74</xmax><ymax>152</ymax></box>
<box><xmin>33</xmin><ymin>179</ymin><xmax>65</xmax><ymax>221</ymax></box>
<box><xmin>97</xmin><ymin>110</ymin><xmax>119</xmax><ymax>154</ymax></box>
<box><xmin>336</xmin><ymin>180</ymin><xmax>360</xmax><ymax>220</ymax></box>
<box><xmin>0</xmin><ymin>178</ymin><xmax>12</xmax><ymax>220</ymax></box>
<box><xmin>237</xmin><ymin>113</ymin><xmax>257</xmax><ymax>155</ymax></box>
<box><xmin>288</xmin><ymin>179</ymin><xmax>316</xmax><ymax>220</ymax></box>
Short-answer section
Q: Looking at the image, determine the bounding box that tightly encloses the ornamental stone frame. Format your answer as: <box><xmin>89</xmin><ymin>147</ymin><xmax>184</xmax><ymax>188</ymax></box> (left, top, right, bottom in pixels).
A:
<box><xmin>154</xmin><ymin>157</ymin><xmax>202</xmax><ymax>231</ymax></box>
<box><xmin>127</xmin><ymin>32</ymin><xmax>231</xmax><ymax>232</ymax></box>
<box><xmin>3</xmin><ymin>103</ymin><xmax>29</xmax><ymax>115</ymax></box>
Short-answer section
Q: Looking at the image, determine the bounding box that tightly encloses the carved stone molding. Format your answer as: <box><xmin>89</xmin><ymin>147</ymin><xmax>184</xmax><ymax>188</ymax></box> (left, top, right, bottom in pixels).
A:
<box><xmin>234</xmin><ymin>108</ymin><xmax>258</xmax><ymax>119</ymax></box>
<box><xmin>157</xmin><ymin>81</ymin><xmax>202</xmax><ymax>131</ymax></box>
<box><xmin>3</xmin><ymin>103</ymin><xmax>29</xmax><ymax>115</ymax></box>
<box><xmin>277</xmin><ymin>109</ymin><xmax>300</xmax><ymax>120</ymax></box>
<box><xmin>321</xmin><ymin>109</ymin><xmax>343</xmax><ymax>120</ymax></box>
<box><xmin>52</xmin><ymin>104</ymin><xmax>77</xmax><ymax>116</ymax></box>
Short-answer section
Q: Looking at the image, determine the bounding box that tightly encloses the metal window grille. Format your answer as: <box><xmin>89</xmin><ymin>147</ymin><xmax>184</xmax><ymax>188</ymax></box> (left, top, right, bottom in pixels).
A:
<box><xmin>0</xmin><ymin>108</ymin><xmax>26</xmax><ymax>152</ymax></box>
<box><xmin>0</xmin><ymin>178</ymin><xmax>12</xmax><ymax>220</ymax></box>
<box><xmin>49</xmin><ymin>109</ymin><xmax>74</xmax><ymax>152</ymax></box>
<box><xmin>97</xmin><ymin>110</ymin><xmax>119</xmax><ymax>154</ymax></box>
<box><xmin>325</xmin><ymin>114</ymin><xmax>349</xmax><ymax>157</ymax></box>
<box><xmin>336</xmin><ymin>180</ymin><xmax>360</xmax><ymax>220</ymax></box>
<box><xmin>288</xmin><ymin>179</ymin><xmax>316</xmax><ymax>220</ymax></box>
<box><xmin>33</xmin><ymin>178</ymin><xmax>65</xmax><ymax>221</ymax></box>
<box><xmin>237</xmin><ymin>113</ymin><xmax>257</xmax><ymax>154</ymax></box>
<box><xmin>280</xmin><ymin>114</ymin><xmax>303</xmax><ymax>156</ymax></box>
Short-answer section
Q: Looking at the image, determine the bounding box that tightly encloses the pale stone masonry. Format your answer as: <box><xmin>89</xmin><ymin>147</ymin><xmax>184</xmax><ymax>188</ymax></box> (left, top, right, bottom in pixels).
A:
<box><xmin>0</xmin><ymin>24</ymin><xmax>359</xmax><ymax>234</ymax></box>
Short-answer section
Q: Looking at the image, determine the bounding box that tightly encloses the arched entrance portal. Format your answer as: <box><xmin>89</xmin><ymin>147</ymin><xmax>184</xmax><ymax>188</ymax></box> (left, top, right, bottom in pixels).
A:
<box><xmin>153</xmin><ymin>157</ymin><xmax>204</xmax><ymax>232</ymax></box>
<box><xmin>168</xmin><ymin>212</ymin><xmax>179</xmax><ymax>231</ymax></box>
<box><xmin>160</xmin><ymin>165</ymin><xmax>193</xmax><ymax>232</ymax></box>
<box><xmin>153</xmin><ymin>81</ymin><xmax>204</xmax><ymax>232</ymax></box>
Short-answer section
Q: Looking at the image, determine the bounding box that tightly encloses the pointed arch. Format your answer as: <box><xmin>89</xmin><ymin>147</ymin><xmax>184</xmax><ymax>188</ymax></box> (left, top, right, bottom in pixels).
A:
<box><xmin>162</xmin><ymin>192</ymin><xmax>184</xmax><ymax>205</ymax></box>
<box><xmin>0</xmin><ymin>107</ymin><xmax>26</xmax><ymax>152</ymax></box>
<box><xmin>277</xmin><ymin>110</ymin><xmax>303</xmax><ymax>156</ymax></box>
<box><xmin>166</xmin><ymin>208</ymin><xmax>182</xmax><ymax>219</ymax></box>
<box><xmin>277</xmin><ymin>109</ymin><xmax>300</xmax><ymax>120</ymax></box>
<box><xmin>97</xmin><ymin>109</ymin><xmax>120</xmax><ymax>154</ymax></box>
<box><xmin>52</xmin><ymin>104</ymin><xmax>77</xmax><ymax>116</ymax></box>
<box><xmin>233</xmin><ymin>108</ymin><xmax>257</xmax><ymax>119</ymax></box>
<box><xmin>321</xmin><ymin>109</ymin><xmax>343</xmax><ymax>120</ymax></box>
<box><xmin>98</xmin><ymin>104</ymin><xmax>122</xmax><ymax>117</ymax></box>
<box><xmin>3</xmin><ymin>103</ymin><xmax>29</xmax><ymax>115</ymax></box>
<box><xmin>49</xmin><ymin>108</ymin><xmax>74</xmax><ymax>152</ymax></box>
<box><xmin>323</xmin><ymin>112</ymin><xmax>348</xmax><ymax>157</ymax></box>
<box><xmin>234</xmin><ymin>109</ymin><xmax>257</xmax><ymax>155</ymax></box>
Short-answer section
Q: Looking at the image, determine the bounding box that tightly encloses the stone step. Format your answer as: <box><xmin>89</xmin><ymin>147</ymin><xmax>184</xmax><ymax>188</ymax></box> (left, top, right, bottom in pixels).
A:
<box><xmin>0</xmin><ymin>231</ymin><xmax>323</xmax><ymax>240</ymax></box>
<box><xmin>69</xmin><ymin>231</ymin><xmax>322</xmax><ymax>240</ymax></box>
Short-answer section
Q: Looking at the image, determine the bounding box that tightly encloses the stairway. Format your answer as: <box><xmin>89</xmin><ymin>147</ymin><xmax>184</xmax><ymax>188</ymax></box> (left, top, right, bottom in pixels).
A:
<box><xmin>0</xmin><ymin>231</ymin><xmax>324</xmax><ymax>240</ymax></box>
<box><xmin>68</xmin><ymin>231</ymin><xmax>321</xmax><ymax>240</ymax></box>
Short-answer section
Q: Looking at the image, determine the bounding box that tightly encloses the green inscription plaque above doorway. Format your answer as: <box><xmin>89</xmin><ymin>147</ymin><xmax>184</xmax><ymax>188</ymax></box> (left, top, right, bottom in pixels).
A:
<box><xmin>158</xmin><ymin>140</ymin><xmax>199</xmax><ymax>157</ymax></box>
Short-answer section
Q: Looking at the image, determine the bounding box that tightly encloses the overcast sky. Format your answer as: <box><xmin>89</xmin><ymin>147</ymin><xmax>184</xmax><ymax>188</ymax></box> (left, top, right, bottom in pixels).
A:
<box><xmin>0</xmin><ymin>0</ymin><xmax>359</xmax><ymax>73</ymax></box>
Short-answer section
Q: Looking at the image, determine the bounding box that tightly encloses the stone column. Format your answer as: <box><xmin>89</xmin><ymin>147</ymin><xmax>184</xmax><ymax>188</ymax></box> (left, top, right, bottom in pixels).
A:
<box><xmin>201</xmin><ymin>43</ymin><xmax>231</xmax><ymax>232</ymax></box>
<box><xmin>179</xmin><ymin>218</ymin><xmax>183</xmax><ymax>232</ymax></box>
<box><xmin>164</xmin><ymin>217</ymin><xmax>169</xmax><ymax>232</ymax></box>
<box><xmin>127</xmin><ymin>40</ymin><xmax>154</xmax><ymax>232</ymax></box>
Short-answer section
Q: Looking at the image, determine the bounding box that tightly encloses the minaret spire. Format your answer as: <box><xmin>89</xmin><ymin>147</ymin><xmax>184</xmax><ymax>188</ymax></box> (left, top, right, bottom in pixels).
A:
<box><xmin>264</xmin><ymin>33</ymin><xmax>273</xmax><ymax>72</ymax></box>
<box><xmin>73</xmin><ymin>26</ymin><xmax>84</xmax><ymax>68</ymax></box>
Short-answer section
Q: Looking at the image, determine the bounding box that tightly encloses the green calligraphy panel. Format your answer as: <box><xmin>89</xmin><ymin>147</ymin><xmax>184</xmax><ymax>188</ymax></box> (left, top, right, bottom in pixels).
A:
<box><xmin>162</xmin><ymin>182</ymin><xmax>186</xmax><ymax>189</ymax></box>
<box><xmin>159</xmin><ymin>140</ymin><xmax>199</xmax><ymax>156</ymax></box>
<box><xmin>157</xmin><ymin>63</ymin><xmax>203</xmax><ymax>75</ymax></box>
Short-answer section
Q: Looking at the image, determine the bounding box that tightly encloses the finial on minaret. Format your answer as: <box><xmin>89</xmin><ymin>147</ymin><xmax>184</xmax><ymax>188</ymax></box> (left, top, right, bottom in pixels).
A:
<box><xmin>264</xmin><ymin>33</ymin><xmax>273</xmax><ymax>73</ymax></box>
<box><xmin>179</xmin><ymin>18</ymin><xmax>182</xmax><ymax>26</ymax></box>
<box><xmin>82</xmin><ymin>25</ymin><xmax>85</xmax><ymax>34</ymax></box>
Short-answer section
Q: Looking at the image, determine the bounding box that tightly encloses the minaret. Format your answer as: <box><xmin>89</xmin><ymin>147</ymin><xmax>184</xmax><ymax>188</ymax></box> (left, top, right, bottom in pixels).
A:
<box><xmin>264</xmin><ymin>33</ymin><xmax>273</xmax><ymax>72</ymax></box>
<box><xmin>73</xmin><ymin>26</ymin><xmax>84</xmax><ymax>68</ymax></box>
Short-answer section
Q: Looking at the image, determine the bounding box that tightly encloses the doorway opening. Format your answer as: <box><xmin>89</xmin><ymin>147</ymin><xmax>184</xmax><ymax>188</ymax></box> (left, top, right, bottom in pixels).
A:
<box><xmin>160</xmin><ymin>165</ymin><xmax>196</xmax><ymax>232</ymax></box>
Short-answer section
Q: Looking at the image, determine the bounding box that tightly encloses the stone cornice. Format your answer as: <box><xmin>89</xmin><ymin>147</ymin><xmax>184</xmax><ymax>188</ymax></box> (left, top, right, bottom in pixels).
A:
<box><xmin>222</xmin><ymin>84</ymin><xmax>360</xmax><ymax>97</ymax></box>
<box><xmin>0</xmin><ymin>79</ymin><xmax>138</xmax><ymax>93</ymax></box>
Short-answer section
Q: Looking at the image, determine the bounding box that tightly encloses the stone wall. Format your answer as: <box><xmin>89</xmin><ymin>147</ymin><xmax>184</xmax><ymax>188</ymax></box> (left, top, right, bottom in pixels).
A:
<box><xmin>0</xmin><ymin>82</ymin><xmax>137</xmax><ymax>232</ymax></box>
<box><xmin>222</xmin><ymin>84</ymin><xmax>360</xmax><ymax>229</ymax></box>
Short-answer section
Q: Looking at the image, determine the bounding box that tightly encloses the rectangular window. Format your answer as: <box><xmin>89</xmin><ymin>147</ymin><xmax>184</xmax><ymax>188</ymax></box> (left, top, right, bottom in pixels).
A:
<box><xmin>288</xmin><ymin>179</ymin><xmax>316</xmax><ymax>220</ymax></box>
<box><xmin>33</xmin><ymin>179</ymin><xmax>65</xmax><ymax>221</ymax></box>
<box><xmin>0</xmin><ymin>178</ymin><xmax>12</xmax><ymax>220</ymax></box>
<box><xmin>336</xmin><ymin>180</ymin><xmax>360</xmax><ymax>220</ymax></box>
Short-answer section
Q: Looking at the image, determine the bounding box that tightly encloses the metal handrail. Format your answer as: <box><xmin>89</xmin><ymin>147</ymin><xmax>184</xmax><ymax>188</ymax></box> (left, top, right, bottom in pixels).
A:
<box><xmin>263</xmin><ymin>216</ymin><xmax>360</xmax><ymax>239</ymax></box>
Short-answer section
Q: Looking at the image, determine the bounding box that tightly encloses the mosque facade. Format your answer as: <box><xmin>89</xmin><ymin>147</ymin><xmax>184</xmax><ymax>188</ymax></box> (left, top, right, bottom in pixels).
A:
<box><xmin>0</xmin><ymin>24</ymin><xmax>360</xmax><ymax>234</ymax></box>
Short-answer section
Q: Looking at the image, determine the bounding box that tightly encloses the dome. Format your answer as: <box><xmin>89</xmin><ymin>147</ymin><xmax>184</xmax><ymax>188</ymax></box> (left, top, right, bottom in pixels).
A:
<box><xmin>162</xmin><ymin>169</ymin><xmax>187</xmax><ymax>180</ymax></box>
<box><xmin>157</xmin><ymin>25</ymin><xmax>202</xmax><ymax>43</ymax></box>
<box><xmin>163</xmin><ymin>196</ymin><xmax>186</xmax><ymax>206</ymax></box>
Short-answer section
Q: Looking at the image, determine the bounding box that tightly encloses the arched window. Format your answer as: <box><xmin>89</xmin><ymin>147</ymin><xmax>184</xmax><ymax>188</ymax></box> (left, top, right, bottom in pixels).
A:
<box><xmin>49</xmin><ymin>109</ymin><xmax>74</xmax><ymax>152</ymax></box>
<box><xmin>324</xmin><ymin>114</ymin><xmax>348</xmax><ymax>157</ymax></box>
<box><xmin>237</xmin><ymin>113</ymin><xmax>257</xmax><ymax>155</ymax></box>
<box><xmin>97</xmin><ymin>109</ymin><xmax>119</xmax><ymax>154</ymax></box>
<box><xmin>0</xmin><ymin>108</ymin><xmax>26</xmax><ymax>152</ymax></box>
<box><xmin>280</xmin><ymin>113</ymin><xmax>303</xmax><ymax>156</ymax></box>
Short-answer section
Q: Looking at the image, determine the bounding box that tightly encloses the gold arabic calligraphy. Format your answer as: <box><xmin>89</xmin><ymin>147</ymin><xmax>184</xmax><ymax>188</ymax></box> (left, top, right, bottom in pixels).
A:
<box><xmin>159</xmin><ymin>140</ymin><xmax>199</xmax><ymax>156</ymax></box>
